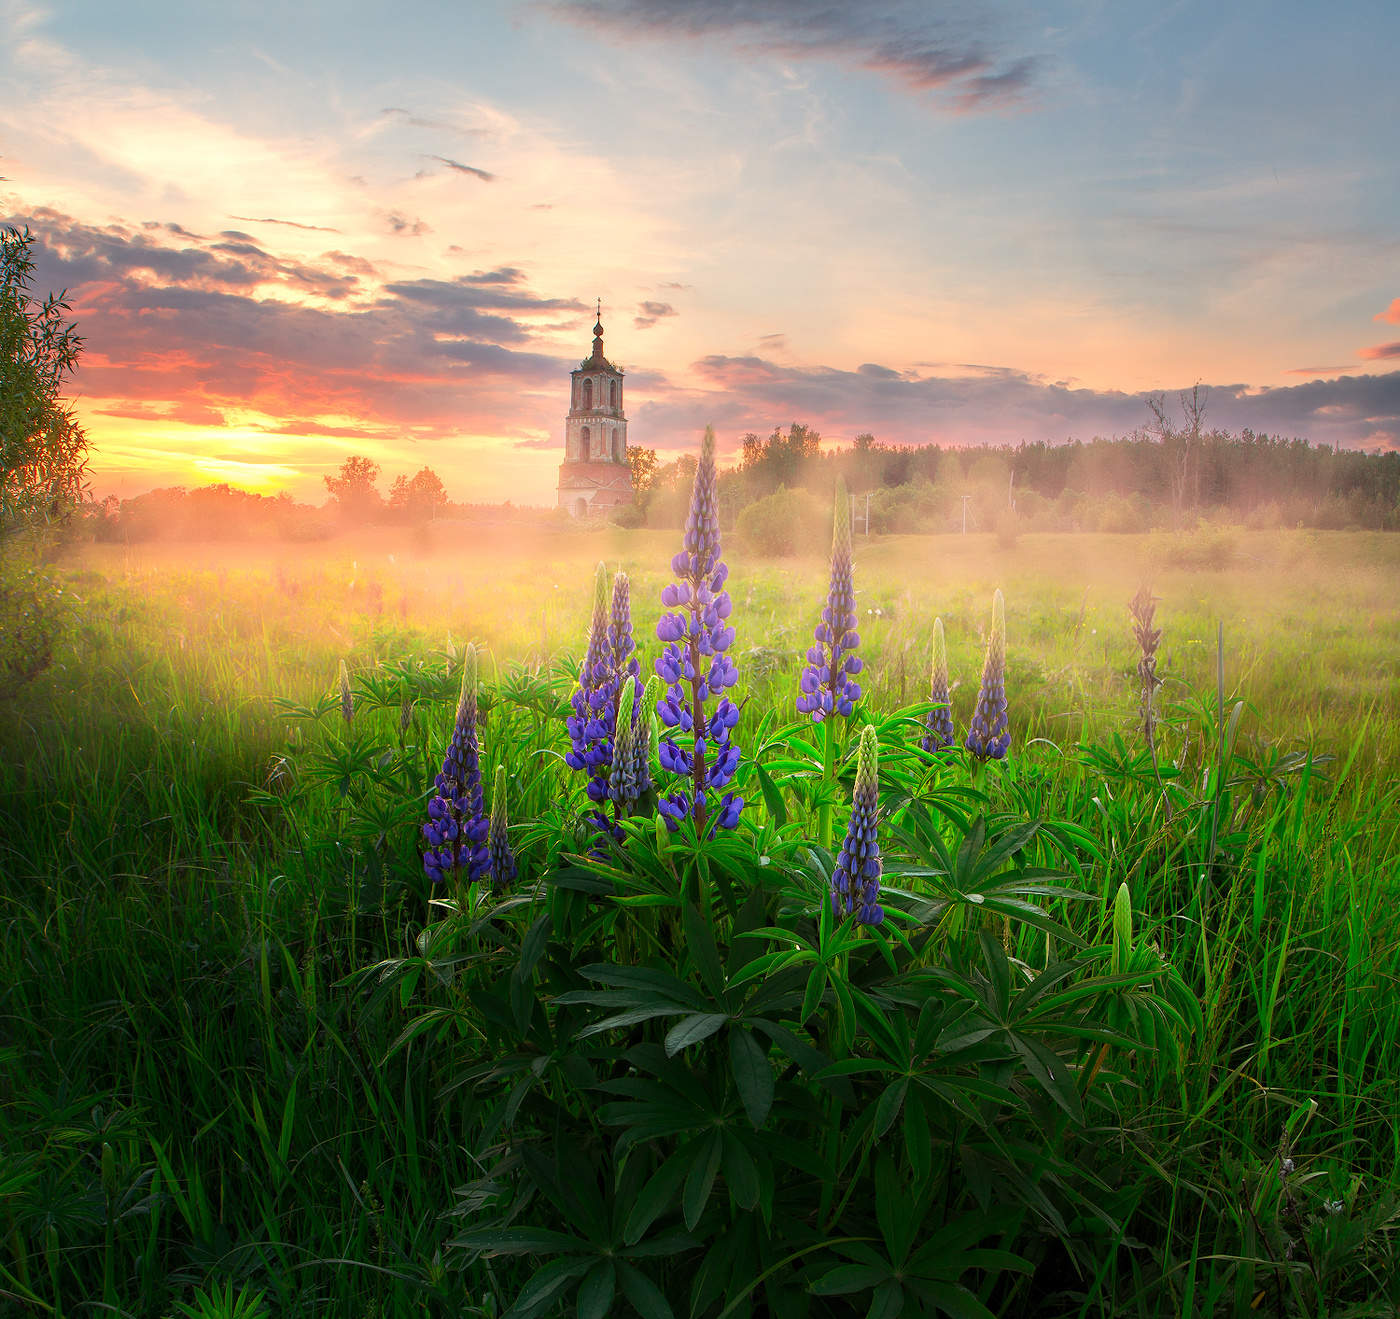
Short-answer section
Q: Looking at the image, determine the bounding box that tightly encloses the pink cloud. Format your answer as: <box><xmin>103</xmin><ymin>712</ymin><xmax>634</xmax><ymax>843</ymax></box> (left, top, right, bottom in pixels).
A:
<box><xmin>1374</xmin><ymin>299</ymin><xmax>1400</xmax><ymax>325</ymax></box>
<box><xmin>1359</xmin><ymin>341</ymin><xmax>1400</xmax><ymax>360</ymax></box>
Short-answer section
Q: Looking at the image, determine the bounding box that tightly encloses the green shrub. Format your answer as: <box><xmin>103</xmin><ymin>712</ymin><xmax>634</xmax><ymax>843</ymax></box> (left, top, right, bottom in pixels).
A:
<box><xmin>735</xmin><ymin>485</ymin><xmax>826</xmax><ymax>556</ymax></box>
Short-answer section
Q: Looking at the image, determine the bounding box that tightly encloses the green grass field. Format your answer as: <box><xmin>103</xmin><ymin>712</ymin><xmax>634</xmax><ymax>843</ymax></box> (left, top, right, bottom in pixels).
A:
<box><xmin>2</xmin><ymin>526</ymin><xmax>1398</xmax><ymax>1317</ymax></box>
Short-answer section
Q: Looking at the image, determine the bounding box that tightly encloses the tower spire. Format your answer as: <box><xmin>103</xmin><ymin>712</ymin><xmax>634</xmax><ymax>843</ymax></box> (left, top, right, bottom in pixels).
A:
<box><xmin>592</xmin><ymin>298</ymin><xmax>604</xmax><ymax>358</ymax></box>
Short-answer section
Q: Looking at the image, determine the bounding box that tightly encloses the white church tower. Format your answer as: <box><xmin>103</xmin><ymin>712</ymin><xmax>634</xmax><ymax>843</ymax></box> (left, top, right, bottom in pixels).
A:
<box><xmin>557</xmin><ymin>303</ymin><xmax>633</xmax><ymax>516</ymax></box>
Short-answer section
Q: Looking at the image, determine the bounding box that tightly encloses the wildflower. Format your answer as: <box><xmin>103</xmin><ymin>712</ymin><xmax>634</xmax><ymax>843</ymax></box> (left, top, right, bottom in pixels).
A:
<box><xmin>609</xmin><ymin>569</ymin><xmax>640</xmax><ymax>688</ymax></box>
<box><xmin>965</xmin><ymin>589</ymin><xmax>1010</xmax><ymax>760</ymax></box>
<box><xmin>610</xmin><ymin>674</ymin><xmax>660</xmax><ymax>815</ymax></box>
<box><xmin>921</xmin><ymin>616</ymin><xmax>955</xmax><ymax>753</ymax></box>
<box><xmin>338</xmin><ymin>659</ymin><xmax>354</xmax><ymax>724</ymax></box>
<box><xmin>831</xmin><ymin>725</ymin><xmax>882</xmax><ymax>925</ymax></box>
<box><xmin>487</xmin><ymin>764</ymin><xmax>517</xmax><ymax>889</ymax></box>
<box><xmin>797</xmin><ymin>478</ymin><xmax>862</xmax><ymax>722</ymax></box>
<box><xmin>565</xmin><ymin>563</ymin><xmax>622</xmax><ymax>811</ymax></box>
<box><xmin>1128</xmin><ymin>586</ymin><xmax>1163</xmax><ymax>752</ymax></box>
<box><xmin>654</xmin><ymin>426</ymin><xmax>742</xmax><ymax>835</ymax></box>
<box><xmin>422</xmin><ymin>644</ymin><xmax>488</xmax><ymax>883</ymax></box>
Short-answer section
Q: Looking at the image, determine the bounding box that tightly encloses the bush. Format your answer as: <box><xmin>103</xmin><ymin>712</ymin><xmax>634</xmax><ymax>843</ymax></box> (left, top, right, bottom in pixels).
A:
<box><xmin>1148</xmin><ymin>526</ymin><xmax>1238</xmax><ymax>570</ymax></box>
<box><xmin>609</xmin><ymin>502</ymin><xmax>646</xmax><ymax>529</ymax></box>
<box><xmin>735</xmin><ymin>486</ymin><xmax>826</xmax><ymax>556</ymax></box>
<box><xmin>0</xmin><ymin>557</ymin><xmax>67</xmax><ymax>691</ymax></box>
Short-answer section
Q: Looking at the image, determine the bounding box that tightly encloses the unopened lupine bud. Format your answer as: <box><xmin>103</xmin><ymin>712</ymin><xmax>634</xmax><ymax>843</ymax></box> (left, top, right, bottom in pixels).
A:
<box><xmin>831</xmin><ymin>725</ymin><xmax>883</xmax><ymax>925</ymax></box>
<box><xmin>965</xmin><ymin>590</ymin><xmax>1010</xmax><ymax>760</ymax></box>
<box><xmin>922</xmin><ymin>617</ymin><xmax>955</xmax><ymax>754</ymax></box>
<box><xmin>797</xmin><ymin>478</ymin><xmax>862</xmax><ymax>722</ymax></box>
<box><xmin>338</xmin><ymin>659</ymin><xmax>354</xmax><ymax>724</ymax></box>
<box><xmin>487</xmin><ymin>764</ymin><xmax>517</xmax><ymax>889</ymax></box>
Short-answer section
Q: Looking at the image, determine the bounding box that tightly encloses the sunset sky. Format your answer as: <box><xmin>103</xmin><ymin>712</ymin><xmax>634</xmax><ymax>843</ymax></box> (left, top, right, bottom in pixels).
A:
<box><xmin>4</xmin><ymin>0</ymin><xmax>1398</xmax><ymax>506</ymax></box>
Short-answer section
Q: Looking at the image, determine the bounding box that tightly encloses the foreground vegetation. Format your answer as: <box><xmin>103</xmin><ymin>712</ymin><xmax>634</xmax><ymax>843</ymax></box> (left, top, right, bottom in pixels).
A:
<box><xmin>2</xmin><ymin>523</ymin><xmax>1398</xmax><ymax>1317</ymax></box>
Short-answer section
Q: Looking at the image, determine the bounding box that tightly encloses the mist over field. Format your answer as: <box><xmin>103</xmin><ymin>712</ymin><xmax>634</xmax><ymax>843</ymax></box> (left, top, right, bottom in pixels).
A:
<box><xmin>5</xmin><ymin>0</ymin><xmax>1400</xmax><ymax>1313</ymax></box>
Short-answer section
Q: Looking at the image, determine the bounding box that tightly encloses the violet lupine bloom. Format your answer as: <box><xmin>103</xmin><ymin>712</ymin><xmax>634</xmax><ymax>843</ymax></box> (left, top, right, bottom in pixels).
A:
<box><xmin>487</xmin><ymin>764</ymin><xmax>517</xmax><ymax>889</ymax></box>
<box><xmin>965</xmin><ymin>590</ymin><xmax>1010</xmax><ymax>760</ymax></box>
<box><xmin>654</xmin><ymin>427</ymin><xmax>743</xmax><ymax>836</ymax></box>
<box><xmin>921</xmin><ymin>617</ymin><xmax>956</xmax><ymax>754</ymax></box>
<box><xmin>797</xmin><ymin>479</ymin><xmax>862</xmax><ymax>721</ymax></box>
<box><xmin>423</xmin><ymin>644</ymin><xmax>489</xmax><ymax>884</ymax></box>
<box><xmin>564</xmin><ymin>563</ymin><xmax>621</xmax><ymax>808</ymax></box>
<box><xmin>832</xmin><ymin>725</ymin><xmax>883</xmax><ymax>925</ymax></box>
<box><xmin>609</xmin><ymin>570</ymin><xmax>641</xmax><ymax>690</ymax></box>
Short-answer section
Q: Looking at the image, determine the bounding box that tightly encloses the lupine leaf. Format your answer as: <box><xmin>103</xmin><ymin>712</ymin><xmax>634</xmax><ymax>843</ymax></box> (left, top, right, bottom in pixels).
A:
<box><xmin>665</xmin><ymin>1013</ymin><xmax>728</xmax><ymax>1056</ymax></box>
<box><xmin>729</xmin><ymin>1029</ymin><xmax>774</xmax><ymax>1128</ymax></box>
<box><xmin>577</xmin><ymin>1260</ymin><xmax>616</xmax><ymax>1319</ymax></box>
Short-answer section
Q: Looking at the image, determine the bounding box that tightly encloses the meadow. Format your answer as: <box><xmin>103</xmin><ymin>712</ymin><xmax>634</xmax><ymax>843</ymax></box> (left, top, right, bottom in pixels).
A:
<box><xmin>2</xmin><ymin>518</ymin><xmax>1398</xmax><ymax>1318</ymax></box>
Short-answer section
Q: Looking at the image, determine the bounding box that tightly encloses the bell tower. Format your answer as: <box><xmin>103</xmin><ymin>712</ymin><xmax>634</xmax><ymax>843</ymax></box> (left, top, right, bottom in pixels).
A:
<box><xmin>558</xmin><ymin>302</ymin><xmax>633</xmax><ymax>516</ymax></box>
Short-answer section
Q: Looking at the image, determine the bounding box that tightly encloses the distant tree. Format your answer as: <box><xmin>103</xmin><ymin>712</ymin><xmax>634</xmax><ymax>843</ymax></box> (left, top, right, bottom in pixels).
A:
<box><xmin>627</xmin><ymin>446</ymin><xmax>658</xmax><ymax>504</ymax></box>
<box><xmin>324</xmin><ymin>455</ymin><xmax>383</xmax><ymax>520</ymax></box>
<box><xmin>1146</xmin><ymin>385</ymin><xmax>1208</xmax><ymax>526</ymax></box>
<box><xmin>388</xmin><ymin>466</ymin><xmax>447</xmax><ymax>521</ymax></box>
<box><xmin>853</xmin><ymin>432</ymin><xmax>876</xmax><ymax>452</ymax></box>
<box><xmin>740</xmin><ymin>422</ymin><xmax>822</xmax><ymax>495</ymax></box>
<box><xmin>1</xmin><ymin>225</ymin><xmax>89</xmax><ymax>534</ymax></box>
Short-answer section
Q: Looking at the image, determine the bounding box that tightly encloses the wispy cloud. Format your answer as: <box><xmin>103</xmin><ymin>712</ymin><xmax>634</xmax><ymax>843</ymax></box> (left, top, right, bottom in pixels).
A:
<box><xmin>229</xmin><ymin>214</ymin><xmax>341</xmax><ymax>233</ymax></box>
<box><xmin>546</xmin><ymin>0</ymin><xmax>1041</xmax><ymax>110</ymax></box>
<box><xmin>633</xmin><ymin>299</ymin><xmax>675</xmax><ymax>329</ymax></box>
<box><xmin>423</xmin><ymin>154</ymin><xmax>496</xmax><ymax>182</ymax></box>
<box><xmin>1374</xmin><ymin>299</ymin><xmax>1400</xmax><ymax>325</ymax></box>
<box><xmin>1359</xmin><ymin>341</ymin><xmax>1400</xmax><ymax>361</ymax></box>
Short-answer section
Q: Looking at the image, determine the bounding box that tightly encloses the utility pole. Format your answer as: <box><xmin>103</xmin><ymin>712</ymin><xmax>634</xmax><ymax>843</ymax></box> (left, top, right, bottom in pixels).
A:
<box><xmin>961</xmin><ymin>494</ymin><xmax>972</xmax><ymax>533</ymax></box>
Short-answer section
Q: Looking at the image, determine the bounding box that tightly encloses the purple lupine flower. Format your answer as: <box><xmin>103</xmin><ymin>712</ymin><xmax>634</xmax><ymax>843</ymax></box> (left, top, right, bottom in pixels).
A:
<box><xmin>797</xmin><ymin>478</ymin><xmax>862</xmax><ymax>722</ymax></box>
<box><xmin>654</xmin><ymin>426</ymin><xmax>743</xmax><ymax>836</ymax></box>
<box><xmin>609</xmin><ymin>570</ymin><xmax>641</xmax><ymax>690</ymax></box>
<box><xmin>921</xmin><ymin>616</ymin><xmax>956</xmax><ymax>754</ymax></box>
<box><xmin>965</xmin><ymin>590</ymin><xmax>1010</xmax><ymax>760</ymax></box>
<box><xmin>487</xmin><ymin>764</ymin><xmax>517</xmax><ymax>889</ymax></box>
<box><xmin>831</xmin><ymin>725</ymin><xmax>883</xmax><ymax>925</ymax></box>
<box><xmin>564</xmin><ymin>563</ymin><xmax>620</xmax><ymax>807</ymax></box>
<box><xmin>423</xmin><ymin>643</ymin><xmax>489</xmax><ymax>883</ymax></box>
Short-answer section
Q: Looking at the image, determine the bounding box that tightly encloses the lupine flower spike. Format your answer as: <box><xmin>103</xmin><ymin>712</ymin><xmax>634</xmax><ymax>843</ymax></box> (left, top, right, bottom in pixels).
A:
<box><xmin>965</xmin><ymin>590</ymin><xmax>1010</xmax><ymax>760</ymax></box>
<box><xmin>831</xmin><ymin>725</ymin><xmax>883</xmax><ymax>925</ymax></box>
<box><xmin>798</xmin><ymin>478</ymin><xmax>862</xmax><ymax>721</ymax></box>
<box><xmin>655</xmin><ymin>426</ymin><xmax>743</xmax><ymax>835</ymax></box>
<box><xmin>921</xmin><ymin>617</ymin><xmax>955</xmax><ymax>753</ymax></box>
<box><xmin>565</xmin><ymin>563</ymin><xmax>622</xmax><ymax>820</ymax></box>
<box><xmin>609</xmin><ymin>570</ymin><xmax>641</xmax><ymax>689</ymax></box>
<box><xmin>338</xmin><ymin>659</ymin><xmax>354</xmax><ymax>724</ymax></box>
<box><xmin>487</xmin><ymin>764</ymin><xmax>517</xmax><ymax>890</ymax></box>
<box><xmin>609</xmin><ymin>676</ymin><xmax>648</xmax><ymax>815</ymax></box>
<box><xmin>422</xmin><ymin>644</ymin><xmax>489</xmax><ymax>883</ymax></box>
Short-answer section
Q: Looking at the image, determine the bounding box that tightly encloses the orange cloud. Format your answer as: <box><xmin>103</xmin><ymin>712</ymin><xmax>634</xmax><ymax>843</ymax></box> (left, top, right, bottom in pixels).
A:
<box><xmin>1359</xmin><ymin>341</ymin><xmax>1400</xmax><ymax>360</ymax></box>
<box><xmin>1375</xmin><ymin>299</ymin><xmax>1400</xmax><ymax>325</ymax></box>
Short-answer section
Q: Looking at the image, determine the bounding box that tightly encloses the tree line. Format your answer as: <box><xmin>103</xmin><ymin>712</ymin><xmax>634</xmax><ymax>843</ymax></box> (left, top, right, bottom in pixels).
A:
<box><xmin>629</xmin><ymin>405</ymin><xmax>1400</xmax><ymax>537</ymax></box>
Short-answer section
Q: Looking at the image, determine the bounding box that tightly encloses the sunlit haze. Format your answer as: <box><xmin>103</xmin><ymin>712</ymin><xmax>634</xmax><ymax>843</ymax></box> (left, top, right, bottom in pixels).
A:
<box><xmin>4</xmin><ymin>0</ymin><xmax>1398</xmax><ymax>505</ymax></box>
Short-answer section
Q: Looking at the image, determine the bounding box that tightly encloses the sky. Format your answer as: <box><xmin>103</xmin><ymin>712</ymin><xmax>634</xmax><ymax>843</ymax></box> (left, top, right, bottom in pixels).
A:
<box><xmin>3</xmin><ymin>0</ymin><xmax>1398</xmax><ymax>505</ymax></box>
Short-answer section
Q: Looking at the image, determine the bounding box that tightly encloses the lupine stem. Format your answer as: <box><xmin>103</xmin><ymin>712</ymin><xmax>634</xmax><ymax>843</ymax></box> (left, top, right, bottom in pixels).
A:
<box><xmin>689</xmin><ymin>628</ymin><xmax>708</xmax><ymax>835</ymax></box>
<box><xmin>817</xmin><ymin>714</ymin><xmax>836</xmax><ymax>851</ymax></box>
